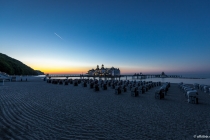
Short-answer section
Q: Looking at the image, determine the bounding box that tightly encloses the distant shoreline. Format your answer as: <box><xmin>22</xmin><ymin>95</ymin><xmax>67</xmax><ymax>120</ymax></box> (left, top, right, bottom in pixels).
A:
<box><xmin>178</xmin><ymin>77</ymin><xmax>206</xmax><ymax>79</ymax></box>
<box><xmin>161</xmin><ymin>77</ymin><xmax>206</xmax><ymax>79</ymax></box>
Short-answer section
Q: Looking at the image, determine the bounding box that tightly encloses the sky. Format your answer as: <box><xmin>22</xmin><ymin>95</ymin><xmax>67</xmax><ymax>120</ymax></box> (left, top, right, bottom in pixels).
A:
<box><xmin>0</xmin><ymin>0</ymin><xmax>210</xmax><ymax>76</ymax></box>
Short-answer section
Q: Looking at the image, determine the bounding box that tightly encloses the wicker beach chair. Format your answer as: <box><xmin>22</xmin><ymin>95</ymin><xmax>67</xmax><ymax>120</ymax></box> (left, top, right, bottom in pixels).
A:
<box><xmin>69</xmin><ymin>80</ymin><xmax>73</xmax><ymax>84</ymax></box>
<box><xmin>199</xmin><ymin>85</ymin><xmax>205</xmax><ymax>91</ymax></box>
<box><xmin>94</xmin><ymin>84</ymin><xmax>99</xmax><ymax>91</ymax></box>
<box><xmin>102</xmin><ymin>84</ymin><xmax>107</xmax><ymax>90</ymax></box>
<box><xmin>59</xmin><ymin>80</ymin><xmax>63</xmax><ymax>85</ymax></box>
<box><xmin>142</xmin><ymin>86</ymin><xmax>146</xmax><ymax>93</ymax></box>
<box><xmin>155</xmin><ymin>88</ymin><xmax>164</xmax><ymax>99</ymax></box>
<box><xmin>115</xmin><ymin>86</ymin><xmax>122</xmax><ymax>95</ymax></box>
<box><xmin>184</xmin><ymin>87</ymin><xmax>194</xmax><ymax>97</ymax></box>
<box><xmin>193</xmin><ymin>83</ymin><xmax>199</xmax><ymax>89</ymax></box>
<box><xmin>74</xmin><ymin>81</ymin><xmax>78</xmax><ymax>86</ymax></box>
<box><xmin>83</xmin><ymin>82</ymin><xmax>87</xmax><ymax>87</ymax></box>
<box><xmin>90</xmin><ymin>82</ymin><xmax>94</xmax><ymax>88</ymax></box>
<box><xmin>138</xmin><ymin>86</ymin><xmax>142</xmax><ymax>94</ymax></box>
<box><xmin>204</xmin><ymin>86</ymin><xmax>210</xmax><ymax>93</ymax></box>
<box><xmin>187</xmin><ymin>90</ymin><xmax>198</xmax><ymax>104</ymax></box>
<box><xmin>131</xmin><ymin>87</ymin><xmax>138</xmax><ymax>97</ymax></box>
<box><xmin>122</xmin><ymin>85</ymin><xmax>127</xmax><ymax>92</ymax></box>
<box><xmin>65</xmin><ymin>80</ymin><xmax>68</xmax><ymax>85</ymax></box>
<box><xmin>52</xmin><ymin>80</ymin><xmax>58</xmax><ymax>84</ymax></box>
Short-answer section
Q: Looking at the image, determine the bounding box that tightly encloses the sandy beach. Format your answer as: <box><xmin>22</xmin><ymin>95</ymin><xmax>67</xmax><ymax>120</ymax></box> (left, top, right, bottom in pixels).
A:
<box><xmin>0</xmin><ymin>81</ymin><xmax>210</xmax><ymax>139</ymax></box>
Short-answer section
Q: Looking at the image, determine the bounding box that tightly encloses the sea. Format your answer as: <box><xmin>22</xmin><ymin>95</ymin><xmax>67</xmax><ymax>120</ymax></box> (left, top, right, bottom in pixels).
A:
<box><xmin>40</xmin><ymin>74</ymin><xmax>210</xmax><ymax>85</ymax></box>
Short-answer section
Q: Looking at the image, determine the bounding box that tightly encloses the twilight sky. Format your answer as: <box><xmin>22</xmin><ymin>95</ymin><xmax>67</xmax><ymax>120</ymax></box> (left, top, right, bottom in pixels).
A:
<box><xmin>0</xmin><ymin>0</ymin><xmax>210</xmax><ymax>76</ymax></box>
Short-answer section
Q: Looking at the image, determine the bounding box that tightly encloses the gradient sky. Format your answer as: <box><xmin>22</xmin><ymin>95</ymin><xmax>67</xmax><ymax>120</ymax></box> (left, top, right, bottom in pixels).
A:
<box><xmin>0</xmin><ymin>0</ymin><xmax>210</xmax><ymax>76</ymax></box>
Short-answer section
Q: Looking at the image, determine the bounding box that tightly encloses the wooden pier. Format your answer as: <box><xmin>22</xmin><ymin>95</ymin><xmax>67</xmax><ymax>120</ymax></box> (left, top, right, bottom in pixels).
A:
<box><xmin>47</xmin><ymin>74</ymin><xmax>182</xmax><ymax>80</ymax></box>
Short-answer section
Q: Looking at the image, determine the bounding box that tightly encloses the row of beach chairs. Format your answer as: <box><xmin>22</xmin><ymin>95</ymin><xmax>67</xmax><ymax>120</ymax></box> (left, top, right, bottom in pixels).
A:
<box><xmin>47</xmin><ymin>79</ymin><xmax>163</xmax><ymax>97</ymax></box>
<box><xmin>193</xmin><ymin>83</ymin><xmax>210</xmax><ymax>93</ymax></box>
<box><xmin>114</xmin><ymin>81</ymin><xmax>162</xmax><ymax>96</ymax></box>
<box><xmin>179</xmin><ymin>82</ymin><xmax>198</xmax><ymax>104</ymax></box>
<box><xmin>155</xmin><ymin>82</ymin><xmax>170</xmax><ymax>99</ymax></box>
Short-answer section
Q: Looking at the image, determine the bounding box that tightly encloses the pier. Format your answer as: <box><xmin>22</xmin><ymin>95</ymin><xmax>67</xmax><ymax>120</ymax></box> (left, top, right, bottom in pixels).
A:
<box><xmin>47</xmin><ymin>74</ymin><xmax>182</xmax><ymax>80</ymax></box>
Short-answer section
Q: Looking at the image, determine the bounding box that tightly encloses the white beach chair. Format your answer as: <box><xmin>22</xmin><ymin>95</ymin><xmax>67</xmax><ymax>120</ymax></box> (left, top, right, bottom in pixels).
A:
<box><xmin>155</xmin><ymin>88</ymin><xmax>164</xmax><ymax>99</ymax></box>
<box><xmin>204</xmin><ymin>86</ymin><xmax>210</xmax><ymax>93</ymax></box>
<box><xmin>184</xmin><ymin>87</ymin><xmax>194</xmax><ymax>97</ymax></box>
<box><xmin>187</xmin><ymin>90</ymin><xmax>198</xmax><ymax>104</ymax></box>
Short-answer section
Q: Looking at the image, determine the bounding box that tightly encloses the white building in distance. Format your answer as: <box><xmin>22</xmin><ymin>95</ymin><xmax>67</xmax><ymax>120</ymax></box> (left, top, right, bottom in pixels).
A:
<box><xmin>87</xmin><ymin>64</ymin><xmax>120</xmax><ymax>76</ymax></box>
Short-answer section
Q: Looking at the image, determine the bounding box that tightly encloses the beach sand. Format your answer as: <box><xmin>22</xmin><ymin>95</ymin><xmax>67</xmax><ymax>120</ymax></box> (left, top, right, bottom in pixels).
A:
<box><xmin>0</xmin><ymin>81</ymin><xmax>210</xmax><ymax>139</ymax></box>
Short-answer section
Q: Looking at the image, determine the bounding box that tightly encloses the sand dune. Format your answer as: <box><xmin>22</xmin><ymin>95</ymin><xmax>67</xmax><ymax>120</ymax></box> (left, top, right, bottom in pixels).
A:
<box><xmin>0</xmin><ymin>81</ymin><xmax>210</xmax><ymax>139</ymax></box>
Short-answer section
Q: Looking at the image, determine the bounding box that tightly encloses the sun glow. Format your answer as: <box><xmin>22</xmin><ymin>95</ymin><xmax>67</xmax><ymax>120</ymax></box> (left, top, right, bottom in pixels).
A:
<box><xmin>31</xmin><ymin>66</ymin><xmax>89</xmax><ymax>75</ymax></box>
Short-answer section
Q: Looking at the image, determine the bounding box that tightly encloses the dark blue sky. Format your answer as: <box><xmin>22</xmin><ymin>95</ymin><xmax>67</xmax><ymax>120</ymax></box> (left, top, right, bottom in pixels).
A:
<box><xmin>0</xmin><ymin>0</ymin><xmax>210</xmax><ymax>75</ymax></box>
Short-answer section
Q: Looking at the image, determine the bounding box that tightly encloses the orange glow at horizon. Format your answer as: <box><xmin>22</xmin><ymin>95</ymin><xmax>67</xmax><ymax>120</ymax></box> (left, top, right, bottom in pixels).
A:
<box><xmin>33</xmin><ymin>65</ymin><xmax>161</xmax><ymax>74</ymax></box>
<box><xmin>32</xmin><ymin>65</ymin><xmax>185</xmax><ymax>75</ymax></box>
<box><xmin>32</xmin><ymin>67</ymin><xmax>90</xmax><ymax>75</ymax></box>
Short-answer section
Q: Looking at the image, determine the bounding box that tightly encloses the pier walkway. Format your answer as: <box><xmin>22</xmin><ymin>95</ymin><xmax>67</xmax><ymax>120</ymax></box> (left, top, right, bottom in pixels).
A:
<box><xmin>47</xmin><ymin>74</ymin><xmax>181</xmax><ymax>80</ymax></box>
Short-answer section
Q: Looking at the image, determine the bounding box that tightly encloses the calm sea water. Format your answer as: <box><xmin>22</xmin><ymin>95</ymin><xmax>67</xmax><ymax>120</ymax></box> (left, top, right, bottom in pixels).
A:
<box><xmin>46</xmin><ymin>75</ymin><xmax>210</xmax><ymax>85</ymax></box>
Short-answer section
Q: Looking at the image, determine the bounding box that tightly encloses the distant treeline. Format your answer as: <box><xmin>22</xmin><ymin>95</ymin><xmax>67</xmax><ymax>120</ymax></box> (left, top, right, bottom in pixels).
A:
<box><xmin>0</xmin><ymin>53</ymin><xmax>44</xmax><ymax>75</ymax></box>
